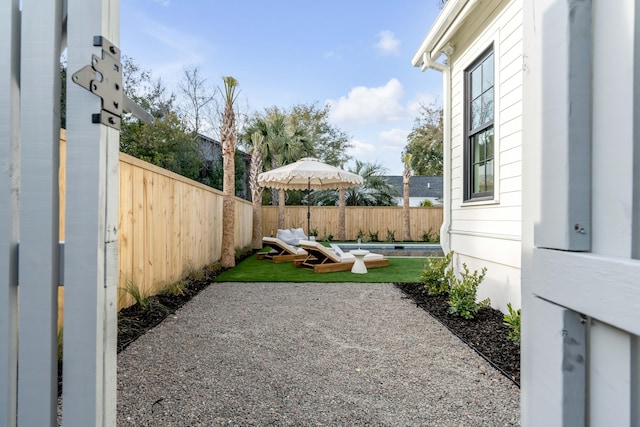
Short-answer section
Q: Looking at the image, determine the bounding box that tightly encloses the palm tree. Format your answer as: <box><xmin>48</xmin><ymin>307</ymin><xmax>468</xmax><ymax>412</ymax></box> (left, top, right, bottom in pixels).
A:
<box><xmin>314</xmin><ymin>160</ymin><xmax>399</xmax><ymax>207</ymax></box>
<box><xmin>249</xmin><ymin>132</ymin><xmax>265</xmax><ymax>249</ymax></box>
<box><xmin>220</xmin><ymin>76</ymin><xmax>239</xmax><ymax>268</ymax></box>
<box><xmin>243</xmin><ymin>108</ymin><xmax>310</xmax><ymax>228</ymax></box>
<box><xmin>402</xmin><ymin>153</ymin><xmax>412</xmax><ymax>241</ymax></box>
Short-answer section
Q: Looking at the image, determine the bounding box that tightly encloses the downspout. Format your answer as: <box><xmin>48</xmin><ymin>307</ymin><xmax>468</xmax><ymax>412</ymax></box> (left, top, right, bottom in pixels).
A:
<box><xmin>421</xmin><ymin>50</ymin><xmax>453</xmax><ymax>254</ymax></box>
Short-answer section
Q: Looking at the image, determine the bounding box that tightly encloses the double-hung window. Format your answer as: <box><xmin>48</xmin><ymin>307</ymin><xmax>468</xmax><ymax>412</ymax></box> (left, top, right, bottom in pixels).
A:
<box><xmin>464</xmin><ymin>47</ymin><xmax>495</xmax><ymax>201</ymax></box>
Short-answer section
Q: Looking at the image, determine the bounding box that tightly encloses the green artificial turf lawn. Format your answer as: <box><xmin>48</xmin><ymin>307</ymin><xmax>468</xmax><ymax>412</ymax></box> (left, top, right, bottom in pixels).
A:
<box><xmin>215</xmin><ymin>254</ymin><xmax>428</xmax><ymax>283</ymax></box>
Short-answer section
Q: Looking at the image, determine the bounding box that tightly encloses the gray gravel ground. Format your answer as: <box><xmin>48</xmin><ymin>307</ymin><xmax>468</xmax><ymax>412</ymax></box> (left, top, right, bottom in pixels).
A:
<box><xmin>116</xmin><ymin>282</ymin><xmax>520</xmax><ymax>426</ymax></box>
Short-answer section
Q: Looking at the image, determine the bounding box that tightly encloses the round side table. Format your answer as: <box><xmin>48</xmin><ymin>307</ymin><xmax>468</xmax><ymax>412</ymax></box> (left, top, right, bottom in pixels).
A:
<box><xmin>349</xmin><ymin>249</ymin><xmax>369</xmax><ymax>274</ymax></box>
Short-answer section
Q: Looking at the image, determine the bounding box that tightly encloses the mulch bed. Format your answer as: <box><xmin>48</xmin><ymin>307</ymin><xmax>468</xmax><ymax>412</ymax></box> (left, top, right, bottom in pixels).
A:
<box><xmin>394</xmin><ymin>282</ymin><xmax>520</xmax><ymax>386</ymax></box>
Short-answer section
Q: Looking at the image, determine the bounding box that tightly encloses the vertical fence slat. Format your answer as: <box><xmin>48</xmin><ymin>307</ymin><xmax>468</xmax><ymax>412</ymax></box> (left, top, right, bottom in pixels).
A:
<box><xmin>0</xmin><ymin>0</ymin><xmax>21</xmax><ymax>425</ymax></box>
<box><xmin>17</xmin><ymin>0</ymin><xmax>63</xmax><ymax>424</ymax></box>
<box><xmin>63</xmin><ymin>0</ymin><xmax>120</xmax><ymax>424</ymax></box>
<box><xmin>261</xmin><ymin>206</ymin><xmax>443</xmax><ymax>241</ymax></box>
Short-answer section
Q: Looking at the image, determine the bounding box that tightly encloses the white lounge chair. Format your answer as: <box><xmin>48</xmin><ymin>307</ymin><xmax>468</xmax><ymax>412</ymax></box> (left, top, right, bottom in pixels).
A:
<box><xmin>295</xmin><ymin>240</ymin><xmax>389</xmax><ymax>273</ymax></box>
<box><xmin>257</xmin><ymin>236</ymin><xmax>308</xmax><ymax>263</ymax></box>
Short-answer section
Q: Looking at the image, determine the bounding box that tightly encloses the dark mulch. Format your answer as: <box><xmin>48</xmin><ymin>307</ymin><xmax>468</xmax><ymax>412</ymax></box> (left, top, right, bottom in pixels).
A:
<box><xmin>394</xmin><ymin>282</ymin><xmax>520</xmax><ymax>386</ymax></box>
<box><xmin>117</xmin><ymin>272</ymin><xmax>220</xmax><ymax>353</ymax></box>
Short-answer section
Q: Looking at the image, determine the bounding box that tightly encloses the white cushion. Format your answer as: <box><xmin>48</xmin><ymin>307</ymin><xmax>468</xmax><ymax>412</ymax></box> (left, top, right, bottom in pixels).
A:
<box><xmin>290</xmin><ymin>227</ymin><xmax>308</xmax><ymax>241</ymax></box>
<box><xmin>276</xmin><ymin>228</ymin><xmax>297</xmax><ymax>246</ymax></box>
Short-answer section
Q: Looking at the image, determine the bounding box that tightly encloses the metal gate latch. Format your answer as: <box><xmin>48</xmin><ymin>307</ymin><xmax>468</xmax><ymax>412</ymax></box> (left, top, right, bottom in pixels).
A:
<box><xmin>72</xmin><ymin>36</ymin><xmax>123</xmax><ymax>130</ymax></box>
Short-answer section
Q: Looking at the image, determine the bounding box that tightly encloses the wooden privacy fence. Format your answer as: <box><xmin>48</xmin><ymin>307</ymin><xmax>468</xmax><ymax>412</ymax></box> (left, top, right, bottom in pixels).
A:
<box><xmin>261</xmin><ymin>206</ymin><xmax>443</xmax><ymax>241</ymax></box>
<box><xmin>58</xmin><ymin>131</ymin><xmax>253</xmax><ymax>329</ymax></box>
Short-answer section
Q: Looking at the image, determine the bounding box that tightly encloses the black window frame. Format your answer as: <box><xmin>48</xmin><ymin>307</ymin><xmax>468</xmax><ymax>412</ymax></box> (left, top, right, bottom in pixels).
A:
<box><xmin>464</xmin><ymin>45</ymin><xmax>495</xmax><ymax>202</ymax></box>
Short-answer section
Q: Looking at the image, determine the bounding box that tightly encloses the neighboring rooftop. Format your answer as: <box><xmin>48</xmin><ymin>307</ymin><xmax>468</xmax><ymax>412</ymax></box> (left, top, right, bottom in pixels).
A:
<box><xmin>385</xmin><ymin>175</ymin><xmax>443</xmax><ymax>199</ymax></box>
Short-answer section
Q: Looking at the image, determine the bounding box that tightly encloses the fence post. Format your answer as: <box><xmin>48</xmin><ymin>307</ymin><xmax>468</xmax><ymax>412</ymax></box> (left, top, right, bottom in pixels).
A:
<box><xmin>62</xmin><ymin>0</ymin><xmax>120</xmax><ymax>425</ymax></box>
<box><xmin>0</xmin><ymin>1</ymin><xmax>21</xmax><ymax>425</ymax></box>
<box><xmin>16</xmin><ymin>0</ymin><xmax>64</xmax><ymax>424</ymax></box>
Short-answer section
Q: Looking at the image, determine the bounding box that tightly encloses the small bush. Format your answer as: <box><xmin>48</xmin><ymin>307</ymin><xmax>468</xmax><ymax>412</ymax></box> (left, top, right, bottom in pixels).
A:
<box><xmin>448</xmin><ymin>263</ymin><xmax>487</xmax><ymax>320</ymax></box>
<box><xmin>503</xmin><ymin>303</ymin><xmax>521</xmax><ymax>345</ymax></box>
<box><xmin>421</xmin><ymin>228</ymin><xmax>439</xmax><ymax>242</ymax></box>
<box><xmin>421</xmin><ymin>251</ymin><xmax>454</xmax><ymax>296</ymax></box>
<box><xmin>120</xmin><ymin>276</ymin><xmax>149</xmax><ymax>309</ymax></box>
<box><xmin>234</xmin><ymin>245</ymin><xmax>254</xmax><ymax>261</ymax></box>
<box><xmin>386</xmin><ymin>229</ymin><xmax>396</xmax><ymax>242</ymax></box>
<box><xmin>164</xmin><ymin>280</ymin><xmax>187</xmax><ymax>296</ymax></box>
<box><xmin>367</xmin><ymin>230</ymin><xmax>379</xmax><ymax>242</ymax></box>
<box><xmin>420</xmin><ymin>199</ymin><xmax>434</xmax><ymax>207</ymax></box>
<box><xmin>356</xmin><ymin>228</ymin><xmax>365</xmax><ymax>241</ymax></box>
<box><xmin>309</xmin><ymin>228</ymin><xmax>319</xmax><ymax>237</ymax></box>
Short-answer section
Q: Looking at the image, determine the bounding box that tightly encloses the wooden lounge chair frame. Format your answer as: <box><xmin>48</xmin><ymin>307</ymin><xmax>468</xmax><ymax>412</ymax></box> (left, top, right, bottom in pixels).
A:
<box><xmin>257</xmin><ymin>236</ymin><xmax>308</xmax><ymax>263</ymax></box>
<box><xmin>294</xmin><ymin>240</ymin><xmax>389</xmax><ymax>273</ymax></box>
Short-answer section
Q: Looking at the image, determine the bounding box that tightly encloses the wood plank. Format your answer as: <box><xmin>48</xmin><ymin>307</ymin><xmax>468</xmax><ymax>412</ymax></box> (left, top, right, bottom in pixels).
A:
<box><xmin>18</xmin><ymin>0</ymin><xmax>63</xmax><ymax>423</ymax></box>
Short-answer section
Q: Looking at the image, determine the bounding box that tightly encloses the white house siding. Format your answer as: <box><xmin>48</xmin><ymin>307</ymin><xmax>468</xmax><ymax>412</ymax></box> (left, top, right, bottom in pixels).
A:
<box><xmin>447</xmin><ymin>0</ymin><xmax>523</xmax><ymax>312</ymax></box>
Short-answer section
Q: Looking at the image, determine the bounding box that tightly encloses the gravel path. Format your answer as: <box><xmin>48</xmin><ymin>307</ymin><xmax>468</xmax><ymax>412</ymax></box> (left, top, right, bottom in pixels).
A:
<box><xmin>117</xmin><ymin>282</ymin><xmax>520</xmax><ymax>426</ymax></box>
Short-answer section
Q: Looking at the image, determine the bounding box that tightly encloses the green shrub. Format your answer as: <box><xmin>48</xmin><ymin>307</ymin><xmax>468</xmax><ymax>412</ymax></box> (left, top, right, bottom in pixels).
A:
<box><xmin>420</xmin><ymin>199</ymin><xmax>434</xmax><ymax>207</ymax></box>
<box><xmin>421</xmin><ymin>228</ymin><xmax>439</xmax><ymax>242</ymax></box>
<box><xmin>164</xmin><ymin>280</ymin><xmax>187</xmax><ymax>296</ymax></box>
<box><xmin>448</xmin><ymin>263</ymin><xmax>487</xmax><ymax>320</ymax></box>
<box><xmin>356</xmin><ymin>228</ymin><xmax>365</xmax><ymax>241</ymax></box>
<box><xmin>386</xmin><ymin>229</ymin><xmax>396</xmax><ymax>242</ymax></box>
<box><xmin>503</xmin><ymin>303</ymin><xmax>521</xmax><ymax>345</ymax></box>
<box><xmin>120</xmin><ymin>276</ymin><xmax>149</xmax><ymax>309</ymax></box>
<box><xmin>421</xmin><ymin>251</ymin><xmax>454</xmax><ymax>296</ymax></box>
<box><xmin>367</xmin><ymin>230</ymin><xmax>379</xmax><ymax>242</ymax></box>
<box><xmin>234</xmin><ymin>245</ymin><xmax>254</xmax><ymax>261</ymax></box>
<box><xmin>309</xmin><ymin>228</ymin><xmax>319</xmax><ymax>237</ymax></box>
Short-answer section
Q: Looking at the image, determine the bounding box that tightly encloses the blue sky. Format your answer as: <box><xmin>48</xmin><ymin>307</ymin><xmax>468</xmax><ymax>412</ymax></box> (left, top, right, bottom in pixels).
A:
<box><xmin>120</xmin><ymin>1</ymin><xmax>443</xmax><ymax>175</ymax></box>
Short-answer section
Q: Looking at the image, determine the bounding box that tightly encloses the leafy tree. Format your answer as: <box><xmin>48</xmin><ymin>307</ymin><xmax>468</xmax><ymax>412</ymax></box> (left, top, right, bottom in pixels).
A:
<box><xmin>220</xmin><ymin>76</ymin><xmax>239</xmax><ymax>268</ymax></box>
<box><xmin>121</xmin><ymin>112</ymin><xmax>201</xmax><ymax>181</ymax></box>
<box><xmin>314</xmin><ymin>161</ymin><xmax>399</xmax><ymax>207</ymax></box>
<box><xmin>288</xmin><ymin>102</ymin><xmax>353</xmax><ymax>166</ymax></box>
<box><xmin>119</xmin><ymin>57</ymin><xmax>205</xmax><ymax>179</ymax></box>
<box><xmin>122</xmin><ymin>56</ymin><xmax>176</xmax><ymax>119</ymax></box>
<box><xmin>242</xmin><ymin>107</ymin><xmax>310</xmax><ymax>228</ymax></box>
<box><xmin>403</xmin><ymin>101</ymin><xmax>443</xmax><ymax>176</ymax></box>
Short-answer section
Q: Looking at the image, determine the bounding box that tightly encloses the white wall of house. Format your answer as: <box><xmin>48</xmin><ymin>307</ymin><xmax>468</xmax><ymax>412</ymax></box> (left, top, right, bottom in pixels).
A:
<box><xmin>444</xmin><ymin>0</ymin><xmax>523</xmax><ymax>312</ymax></box>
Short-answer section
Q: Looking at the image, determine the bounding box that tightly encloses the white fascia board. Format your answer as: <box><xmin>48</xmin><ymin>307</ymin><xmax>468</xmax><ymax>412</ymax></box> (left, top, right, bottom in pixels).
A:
<box><xmin>411</xmin><ymin>0</ymin><xmax>472</xmax><ymax>68</ymax></box>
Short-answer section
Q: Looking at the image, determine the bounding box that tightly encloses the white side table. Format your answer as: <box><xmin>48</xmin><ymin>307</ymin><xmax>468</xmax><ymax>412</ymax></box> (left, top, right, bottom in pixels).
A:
<box><xmin>350</xmin><ymin>249</ymin><xmax>369</xmax><ymax>274</ymax></box>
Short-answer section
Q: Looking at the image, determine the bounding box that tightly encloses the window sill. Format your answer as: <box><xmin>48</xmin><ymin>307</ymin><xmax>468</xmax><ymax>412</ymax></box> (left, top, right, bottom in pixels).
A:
<box><xmin>461</xmin><ymin>198</ymin><xmax>500</xmax><ymax>207</ymax></box>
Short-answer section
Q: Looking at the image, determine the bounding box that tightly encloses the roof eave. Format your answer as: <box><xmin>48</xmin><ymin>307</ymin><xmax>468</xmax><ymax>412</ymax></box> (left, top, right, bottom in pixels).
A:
<box><xmin>411</xmin><ymin>0</ymin><xmax>477</xmax><ymax>70</ymax></box>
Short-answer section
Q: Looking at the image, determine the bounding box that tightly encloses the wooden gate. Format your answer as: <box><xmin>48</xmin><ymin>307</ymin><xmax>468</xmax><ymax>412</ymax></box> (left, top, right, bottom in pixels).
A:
<box><xmin>1</xmin><ymin>0</ymin><xmax>120</xmax><ymax>425</ymax></box>
<box><xmin>522</xmin><ymin>0</ymin><xmax>640</xmax><ymax>425</ymax></box>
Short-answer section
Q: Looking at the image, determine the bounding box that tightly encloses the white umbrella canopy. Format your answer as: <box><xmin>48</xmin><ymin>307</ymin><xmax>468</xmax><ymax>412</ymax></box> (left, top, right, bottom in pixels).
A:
<box><xmin>257</xmin><ymin>157</ymin><xmax>363</xmax><ymax>235</ymax></box>
<box><xmin>257</xmin><ymin>157</ymin><xmax>363</xmax><ymax>190</ymax></box>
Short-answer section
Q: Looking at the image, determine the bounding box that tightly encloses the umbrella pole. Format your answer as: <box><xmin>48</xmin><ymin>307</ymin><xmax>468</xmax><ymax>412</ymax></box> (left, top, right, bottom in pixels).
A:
<box><xmin>307</xmin><ymin>179</ymin><xmax>311</xmax><ymax>237</ymax></box>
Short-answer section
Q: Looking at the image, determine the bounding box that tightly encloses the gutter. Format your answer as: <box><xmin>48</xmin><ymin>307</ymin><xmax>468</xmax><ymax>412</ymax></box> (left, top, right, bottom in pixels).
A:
<box><xmin>412</xmin><ymin>0</ymin><xmax>481</xmax><ymax>70</ymax></box>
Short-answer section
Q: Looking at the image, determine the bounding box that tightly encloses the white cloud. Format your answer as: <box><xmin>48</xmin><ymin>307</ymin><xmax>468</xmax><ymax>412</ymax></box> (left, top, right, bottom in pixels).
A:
<box><xmin>326</xmin><ymin>78</ymin><xmax>407</xmax><ymax>125</ymax></box>
<box><xmin>375</xmin><ymin>30</ymin><xmax>400</xmax><ymax>56</ymax></box>
<box><xmin>380</xmin><ymin>128</ymin><xmax>410</xmax><ymax>148</ymax></box>
<box><xmin>344</xmin><ymin>130</ymin><xmax>408</xmax><ymax>175</ymax></box>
